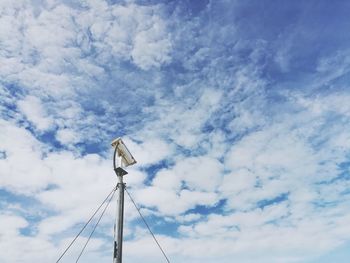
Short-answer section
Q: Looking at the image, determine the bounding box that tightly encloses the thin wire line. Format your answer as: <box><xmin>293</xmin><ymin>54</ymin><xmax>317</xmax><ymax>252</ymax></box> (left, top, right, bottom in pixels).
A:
<box><xmin>125</xmin><ymin>187</ymin><xmax>171</xmax><ymax>263</ymax></box>
<box><xmin>75</xmin><ymin>188</ymin><xmax>116</xmax><ymax>262</ymax></box>
<box><xmin>55</xmin><ymin>185</ymin><xmax>117</xmax><ymax>263</ymax></box>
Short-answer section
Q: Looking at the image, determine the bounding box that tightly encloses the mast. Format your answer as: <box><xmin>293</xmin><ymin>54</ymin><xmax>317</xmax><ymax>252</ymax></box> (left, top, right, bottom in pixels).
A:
<box><xmin>111</xmin><ymin>138</ymin><xmax>137</xmax><ymax>263</ymax></box>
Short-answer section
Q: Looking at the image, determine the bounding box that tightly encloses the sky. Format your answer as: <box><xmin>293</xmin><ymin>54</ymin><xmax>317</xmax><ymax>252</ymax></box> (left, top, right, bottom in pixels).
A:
<box><xmin>1</xmin><ymin>0</ymin><xmax>350</xmax><ymax>262</ymax></box>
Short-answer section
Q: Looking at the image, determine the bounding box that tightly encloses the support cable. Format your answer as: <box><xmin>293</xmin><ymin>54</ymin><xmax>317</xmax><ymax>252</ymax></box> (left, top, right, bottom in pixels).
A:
<box><xmin>125</xmin><ymin>187</ymin><xmax>171</xmax><ymax>263</ymax></box>
<box><xmin>55</xmin><ymin>185</ymin><xmax>117</xmax><ymax>263</ymax></box>
<box><xmin>75</xmin><ymin>187</ymin><xmax>116</xmax><ymax>262</ymax></box>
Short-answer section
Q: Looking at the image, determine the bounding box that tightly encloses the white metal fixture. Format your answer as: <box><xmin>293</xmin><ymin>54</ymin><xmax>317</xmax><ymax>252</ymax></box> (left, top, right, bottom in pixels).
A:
<box><xmin>111</xmin><ymin>137</ymin><xmax>137</xmax><ymax>168</ymax></box>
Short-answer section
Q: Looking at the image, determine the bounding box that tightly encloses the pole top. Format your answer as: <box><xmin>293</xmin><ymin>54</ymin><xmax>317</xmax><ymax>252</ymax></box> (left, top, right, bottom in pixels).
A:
<box><xmin>111</xmin><ymin>137</ymin><xmax>137</xmax><ymax>168</ymax></box>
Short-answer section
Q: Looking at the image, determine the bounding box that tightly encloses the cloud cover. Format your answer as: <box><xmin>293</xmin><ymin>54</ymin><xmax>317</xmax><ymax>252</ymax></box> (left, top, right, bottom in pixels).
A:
<box><xmin>1</xmin><ymin>0</ymin><xmax>350</xmax><ymax>262</ymax></box>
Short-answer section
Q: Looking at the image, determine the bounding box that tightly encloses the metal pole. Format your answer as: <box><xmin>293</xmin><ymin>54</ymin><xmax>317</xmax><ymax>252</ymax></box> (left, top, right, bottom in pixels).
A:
<box><xmin>111</xmin><ymin>138</ymin><xmax>135</xmax><ymax>263</ymax></box>
<box><xmin>113</xmin><ymin>172</ymin><xmax>125</xmax><ymax>263</ymax></box>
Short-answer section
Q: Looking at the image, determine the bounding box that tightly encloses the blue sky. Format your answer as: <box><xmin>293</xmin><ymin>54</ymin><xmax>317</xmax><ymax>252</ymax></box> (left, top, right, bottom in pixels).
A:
<box><xmin>1</xmin><ymin>0</ymin><xmax>350</xmax><ymax>262</ymax></box>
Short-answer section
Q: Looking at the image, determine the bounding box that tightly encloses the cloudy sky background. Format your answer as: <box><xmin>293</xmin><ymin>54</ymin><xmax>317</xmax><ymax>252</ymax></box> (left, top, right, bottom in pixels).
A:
<box><xmin>1</xmin><ymin>0</ymin><xmax>350</xmax><ymax>262</ymax></box>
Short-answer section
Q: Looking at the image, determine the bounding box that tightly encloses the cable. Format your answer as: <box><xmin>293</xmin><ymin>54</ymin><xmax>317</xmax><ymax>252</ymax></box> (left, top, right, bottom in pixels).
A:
<box><xmin>75</xmin><ymin>187</ymin><xmax>116</xmax><ymax>262</ymax></box>
<box><xmin>125</xmin><ymin>187</ymin><xmax>171</xmax><ymax>263</ymax></box>
<box><xmin>55</xmin><ymin>185</ymin><xmax>117</xmax><ymax>263</ymax></box>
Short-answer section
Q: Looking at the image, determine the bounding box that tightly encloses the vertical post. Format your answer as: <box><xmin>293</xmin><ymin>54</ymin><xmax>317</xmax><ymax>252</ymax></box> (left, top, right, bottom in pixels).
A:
<box><xmin>114</xmin><ymin>171</ymin><xmax>125</xmax><ymax>263</ymax></box>
<box><xmin>111</xmin><ymin>137</ymin><xmax>136</xmax><ymax>263</ymax></box>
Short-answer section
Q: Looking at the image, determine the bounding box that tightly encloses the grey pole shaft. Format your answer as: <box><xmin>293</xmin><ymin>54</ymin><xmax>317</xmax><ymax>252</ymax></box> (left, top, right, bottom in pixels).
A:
<box><xmin>113</xmin><ymin>174</ymin><xmax>125</xmax><ymax>263</ymax></box>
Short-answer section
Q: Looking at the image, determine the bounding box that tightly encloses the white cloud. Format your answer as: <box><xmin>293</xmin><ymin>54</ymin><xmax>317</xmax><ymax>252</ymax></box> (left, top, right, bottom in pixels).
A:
<box><xmin>123</xmin><ymin>137</ymin><xmax>173</xmax><ymax>166</ymax></box>
<box><xmin>0</xmin><ymin>120</ymin><xmax>51</xmax><ymax>193</ymax></box>
<box><xmin>141</xmin><ymin>88</ymin><xmax>223</xmax><ymax>149</ymax></box>
<box><xmin>56</xmin><ymin>128</ymin><xmax>80</xmax><ymax>145</ymax></box>
<box><xmin>134</xmin><ymin>186</ymin><xmax>218</xmax><ymax>215</ymax></box>
<box><xmin>176</xmin><ymin>213</ymin><xmax>201</xmax><ymax>223</ymax></box>
<box><xmin>172</xmin><ymin>156</ymin><xmax>224</xmax><ymax>192</ymax></box>
<box><xmin>131</xmin><ymin>20</ymin><xmax>172</xmax><ymax>69</ymax></box>
<box><xmin>17</xmin><ymin>96</ymin><xmax>54</xmax><ymax>132</ymax></box>
<box><xmin>76</xmin><ymin>2</ymin><xmax>172</xmax><ymax>70</ymax></box>
<box><xmin>220</xmin><ymin>168</ymin><xmax>256</xmax><ymax>195</ymax></box>
<box><xmin>0</xmin><ymin>213</ymin><xmax>56</xmax><ymax>263</ymax></box>
<box><xmin>1</xmin><ymin>1</ymin><xmax>350</xmax><ymax>262</ymax></box>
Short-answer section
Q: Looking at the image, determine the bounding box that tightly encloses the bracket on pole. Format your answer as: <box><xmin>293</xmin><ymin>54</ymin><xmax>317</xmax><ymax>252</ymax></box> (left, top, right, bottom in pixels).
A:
<box><xmin>114</xmin><ymin>167</ymin><xmax>128</xmax><ymax>176</ymax></box>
